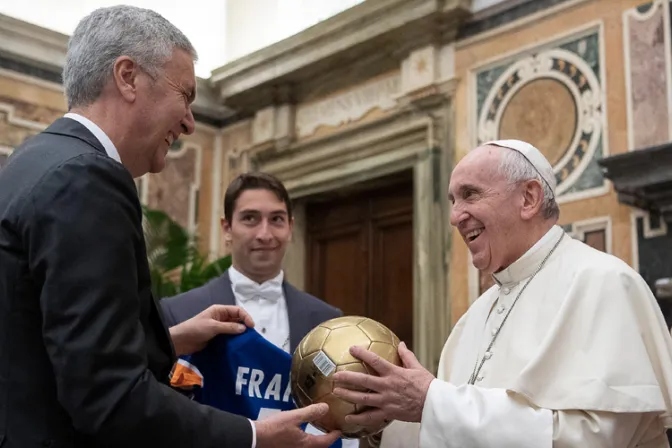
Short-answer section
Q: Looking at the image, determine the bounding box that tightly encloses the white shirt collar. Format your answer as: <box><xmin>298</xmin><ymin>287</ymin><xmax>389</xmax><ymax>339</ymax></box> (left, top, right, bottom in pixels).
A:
<box><xmin>228</xmin><ymin>265</ymin><xmax>284</xmax><ymax>288</ymax></box>
<box><xmin>64</xmin><ymin>113</ymin><xmax>122</xmax><ymax>164</ymax></box>
<box><xmin>492</xmin><ymin>225</ymin><xmax>565</xmax><ymax>287</ymax></box>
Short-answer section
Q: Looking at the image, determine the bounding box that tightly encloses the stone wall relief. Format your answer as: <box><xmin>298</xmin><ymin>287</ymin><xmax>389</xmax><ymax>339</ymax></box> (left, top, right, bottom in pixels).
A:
<box><xmin>139</xmin><ymin>140</ymin><xmax>202</xmax><ymax>234</ymax></box>
<box><xmin>294</xmin><ymin>74</ymin><xmax>401</xmax><ymax>139</ymax></box>
<box><xmin>623</xmin><ymin>0</ymin><xmax>672</xmax><ymax>150</ymax></box>
<box><xmin>239</xmin><ymin>42</ymin><xmax>458</xmax><ymax>168</ymax></box>
<box><xmin>252</xmin><ymin>103</ymin><xmax>294</xmax><ymax>149</ymax></box>
<box><xmin>400</xmin><ymin>43</ymin><xmax>456</xmax><ymax>100</ymax></box>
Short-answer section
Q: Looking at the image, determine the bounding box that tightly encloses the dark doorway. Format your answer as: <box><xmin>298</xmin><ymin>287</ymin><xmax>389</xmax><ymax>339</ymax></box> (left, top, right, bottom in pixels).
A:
<box><xmin>304</xmin><ymin>171</ymin><xmax>415</xmax><ymax>350</ymax></box>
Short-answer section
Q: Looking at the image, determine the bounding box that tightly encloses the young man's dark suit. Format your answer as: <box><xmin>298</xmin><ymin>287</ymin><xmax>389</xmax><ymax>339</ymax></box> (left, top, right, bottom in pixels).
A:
<box><xmin>160</xmin><ymin>270</ymin><xmax>342</xmax><ymax>353</ymax></box>
<box><xmin>0</xmin><ymin>118</ymin><xmax>253</xmax><ymax>448</ymax></box>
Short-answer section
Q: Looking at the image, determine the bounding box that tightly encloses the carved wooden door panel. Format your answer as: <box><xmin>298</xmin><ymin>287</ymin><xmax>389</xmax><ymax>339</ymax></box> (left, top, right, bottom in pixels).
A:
<box><xmin>305</xmin><ymin>182</ymin><xmax>415</xmax><ymax>350</ymax></box>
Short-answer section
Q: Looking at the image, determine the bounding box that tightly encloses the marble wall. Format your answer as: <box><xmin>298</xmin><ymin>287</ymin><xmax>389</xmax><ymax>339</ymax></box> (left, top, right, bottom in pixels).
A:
<box><xmin>139</xmin><ymin>128</ymin><xmax>218</xmax><ymax>257</ymax></box>
<box><xmin>624</xmin><ymin>0</ymin><xmax>671</xmax><ymax>150</ymax></box>
<box><xmin>143</xmin><ymin>141</ymin><xmax>200</xmax><ymax>231</ymax></box>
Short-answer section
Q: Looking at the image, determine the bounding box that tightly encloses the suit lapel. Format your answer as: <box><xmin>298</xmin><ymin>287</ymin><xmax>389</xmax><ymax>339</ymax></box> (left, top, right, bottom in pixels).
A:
<box><xmin>284</xmin><ymin>282</ymin><xmax>315</xmax><ymax>353</ymax></box>
<box><xmin>207</xmin><ymin>270</ymin><xmax>236</xmax><ymax>306</ymax></box>
<box><xmin>43</xmin><ymin>117</ymin><xmax>108</xmax><ymax>156</ymax></box>
<box><xmin>214</xmin><ymin>270</ymin><xmax>310</xmax><ymax>353</ymax></box>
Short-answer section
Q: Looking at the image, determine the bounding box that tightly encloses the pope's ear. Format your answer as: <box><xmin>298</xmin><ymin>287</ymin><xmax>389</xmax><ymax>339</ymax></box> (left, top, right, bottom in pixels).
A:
<box><xmin>520</xmin><ymin>179</ymin><xmax>545</xmax><ymax>220</ymax></box>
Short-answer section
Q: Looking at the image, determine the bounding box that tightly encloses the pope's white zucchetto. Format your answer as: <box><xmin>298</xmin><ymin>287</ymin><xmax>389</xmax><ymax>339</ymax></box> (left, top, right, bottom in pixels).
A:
<box><xmin>484</xmin><ymin>139</ymin><xmax>556</xmax><ymax>198</ymax></box>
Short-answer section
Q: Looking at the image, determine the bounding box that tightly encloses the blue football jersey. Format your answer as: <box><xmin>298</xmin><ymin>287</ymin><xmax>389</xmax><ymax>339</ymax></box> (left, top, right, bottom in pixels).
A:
<box><xmin>171</xmin><ymin>328</ymin><xmax>349</xmax><ymax>447</ymax></box>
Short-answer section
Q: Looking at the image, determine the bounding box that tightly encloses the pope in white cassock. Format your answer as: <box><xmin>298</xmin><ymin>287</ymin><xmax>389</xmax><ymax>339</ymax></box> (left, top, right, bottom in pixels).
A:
<box><xmin>331</xmin><ymin>139</ymin><xmax>672</xmax><ymax>447</ymax></box>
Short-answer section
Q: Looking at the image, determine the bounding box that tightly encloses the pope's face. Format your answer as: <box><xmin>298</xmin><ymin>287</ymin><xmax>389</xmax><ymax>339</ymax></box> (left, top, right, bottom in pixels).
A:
<box><xmin>448</xmin><ymin>146</ymin><xmax>526</xmax><ymax>273</ymax></box>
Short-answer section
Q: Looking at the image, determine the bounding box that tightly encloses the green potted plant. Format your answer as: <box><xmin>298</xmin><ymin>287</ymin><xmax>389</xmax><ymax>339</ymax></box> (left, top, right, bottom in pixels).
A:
<box><xmin>142</xmin><ymin>206</ymin><xmax>231</xmax><ymax>299</ymax></box>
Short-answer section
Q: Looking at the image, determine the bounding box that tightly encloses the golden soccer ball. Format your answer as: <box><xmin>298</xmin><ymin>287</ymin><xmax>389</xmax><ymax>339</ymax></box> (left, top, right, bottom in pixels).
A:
<box><xmin>290</xmin><ymin>316</ymin><xmax>401</xmax><ymax>438</ymax></box>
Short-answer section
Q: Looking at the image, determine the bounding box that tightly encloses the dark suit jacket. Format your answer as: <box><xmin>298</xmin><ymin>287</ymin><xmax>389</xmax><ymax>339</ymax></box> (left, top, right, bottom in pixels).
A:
<box><xmin>161</xmin><ymin>270</ymin><xmax>342</xmax><ymax>353</ymax></box>
<box><xmin>0</xmin><ymin>118</ymin><xmax>252</xmax><ymax>448</ymax></box>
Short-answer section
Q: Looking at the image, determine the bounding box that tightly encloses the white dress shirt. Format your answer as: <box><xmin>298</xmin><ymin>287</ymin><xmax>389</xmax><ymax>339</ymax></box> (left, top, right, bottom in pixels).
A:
<box><xmin>229</xmin><ymin>266</ymin><xmax>290</xmax><ymax>353</ymax></box>
<box><xmin>64</xmin><ymin>113</ymin><xmax>122</xmax><ymax>164</ymax></box>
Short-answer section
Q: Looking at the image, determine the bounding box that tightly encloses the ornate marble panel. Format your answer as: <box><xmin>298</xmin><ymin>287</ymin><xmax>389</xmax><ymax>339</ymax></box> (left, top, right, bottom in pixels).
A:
<box><xmin>474</xmin><ymin>29</ymin><xmax>606</xmax><ymax>199</ymax></box>
<box><xmin>145</xmin><ymin>141</ymin><xmax>200</xmax><ymax>231</ymax></box>
<box><xmin>624</xmin><ymin>1</ymin><xmax>670</xmax><ymax>149</ymax></box>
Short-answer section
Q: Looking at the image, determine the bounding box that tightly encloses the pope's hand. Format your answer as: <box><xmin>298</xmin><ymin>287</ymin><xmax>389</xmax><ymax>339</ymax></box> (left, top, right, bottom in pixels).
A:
<box><xmin>255</xmin><ymin>403</ymin><xmax>342</xmax><ymax>447</ymax></box>
<box><xmin>332</xmin><ymin>342</ymin><xmax>434</xmax><ymax>425</ymax></box>
<box><xmin>169</xmin><ymin>304</ymin><xmax>254</xmax><ymax>356</ymax></box>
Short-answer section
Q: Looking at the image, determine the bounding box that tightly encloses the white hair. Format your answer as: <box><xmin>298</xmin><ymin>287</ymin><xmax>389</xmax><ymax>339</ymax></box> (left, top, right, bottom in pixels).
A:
<box><xmin>498</xmin><ymin>148</ymin><xmax>560</xmax><ymax>220</ymax></box>
<box><xmin>62</xmin><ymin>5</ymin><xmax>197</xmax><ymax>109</ymax></box>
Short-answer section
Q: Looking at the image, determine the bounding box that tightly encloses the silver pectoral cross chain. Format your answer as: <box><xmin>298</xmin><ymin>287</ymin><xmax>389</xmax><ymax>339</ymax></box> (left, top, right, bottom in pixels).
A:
<box><xmin>467</xmin><ymin>232</ymin><xmax>565</xmax><ymax>385</ymax></box>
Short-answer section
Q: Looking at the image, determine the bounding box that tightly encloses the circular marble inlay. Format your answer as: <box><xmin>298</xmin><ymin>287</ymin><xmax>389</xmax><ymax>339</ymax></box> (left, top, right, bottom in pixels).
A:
<box><xmin>498</xmin><ymin>78</ymin><xmax>578</xmax><ymax>166</ymax></box>
<box><xmin>477</xmin><ymin>48</ymin><xmax>603</xmax><ymax>196</ymax></box>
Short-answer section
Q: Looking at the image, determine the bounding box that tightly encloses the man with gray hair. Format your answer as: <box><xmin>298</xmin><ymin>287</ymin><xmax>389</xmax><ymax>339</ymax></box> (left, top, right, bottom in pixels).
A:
<box><xmin>331</xmin><ymin>139</ymin><xmax>672</xmax><ymax>447</ymax></box>
<box><xmin>0</xmin><ymin>6</ymin><xmax>339</xmax><ymax>448</ymax></box>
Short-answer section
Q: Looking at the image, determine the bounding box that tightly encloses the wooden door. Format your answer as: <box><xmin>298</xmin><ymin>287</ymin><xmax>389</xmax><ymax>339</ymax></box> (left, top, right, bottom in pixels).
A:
<box><xmin>305</xmin><ymin>180</ymin><xmax>415</xmax><ymax>350</ymax></box>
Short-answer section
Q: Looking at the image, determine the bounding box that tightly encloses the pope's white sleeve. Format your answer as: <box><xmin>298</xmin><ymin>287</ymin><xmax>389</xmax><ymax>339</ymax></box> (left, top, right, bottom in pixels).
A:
<box><xmin>419</xmin><ymin>380</ymin><xmax>647</xmax><ymax>448</ymax></box>
<box><xmin>419</xmin><ymin>379</ymin><xmax>553</xmax><ymax>447</ymax></box>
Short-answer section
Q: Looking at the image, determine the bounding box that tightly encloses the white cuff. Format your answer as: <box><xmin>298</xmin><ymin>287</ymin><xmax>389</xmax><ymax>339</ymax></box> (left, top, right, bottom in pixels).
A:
<box><xmin>248</xmin><ymin>418</ymin><xmax>256</xmax><ymax>448</ymax></box>
<box><xmin>420</xmin><ymin>379</ymin><xmax>553</xmax><ymax>448</ymax></box>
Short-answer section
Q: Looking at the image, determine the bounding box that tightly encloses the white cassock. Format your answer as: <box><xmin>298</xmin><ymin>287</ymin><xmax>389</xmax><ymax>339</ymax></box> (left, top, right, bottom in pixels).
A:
<box><xmin>381</xmin><ymin>225</ymin><xmax>672</xmax><ymax>447</ymax></box>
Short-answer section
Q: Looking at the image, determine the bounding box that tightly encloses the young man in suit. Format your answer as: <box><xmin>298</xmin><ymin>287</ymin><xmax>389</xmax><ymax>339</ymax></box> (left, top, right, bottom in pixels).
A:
<box><xmin>161</xmin><ymin>173</ymin><xmax>359</xmax><ymax>447</ymax></box>
<box><xmin>0</xmin><ymin>6</ymin><xmax>338</xmax><ymax>448</ymax></box>
<box><xmin>162</xmin><ymin>172</ymin><xmax>342</xmax><ymax>354</ymax></box>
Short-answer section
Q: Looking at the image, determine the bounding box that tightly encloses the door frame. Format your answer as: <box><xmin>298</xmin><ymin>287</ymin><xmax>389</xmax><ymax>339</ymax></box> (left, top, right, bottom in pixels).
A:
<box><xmin>303</xmin><ymin>175</ymin><xmax>416</xmax><ymax>349</ymax></box>
<box><xmin>248</xmin><ymin>84</ymin><xmax>456</xmax><ymax>372</ymax></box>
